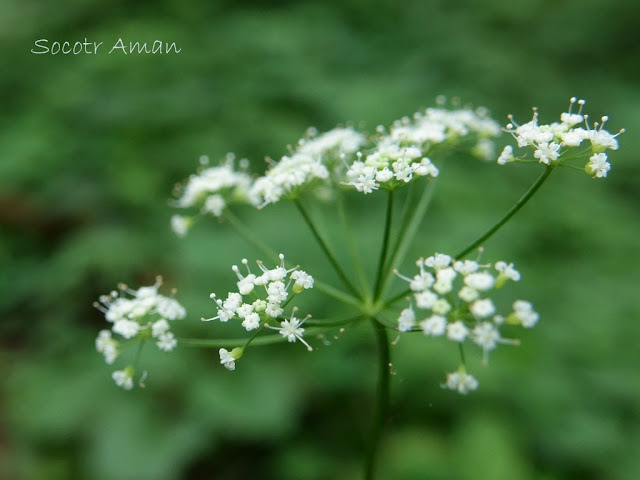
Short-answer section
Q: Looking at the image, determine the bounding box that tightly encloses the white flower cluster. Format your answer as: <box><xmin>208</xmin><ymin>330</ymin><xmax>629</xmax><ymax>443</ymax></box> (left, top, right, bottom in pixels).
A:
<box><xmin>396</xmin><ymin>252</ymin><xmax>538</xmax><ymax>394</ymax></box>
<box><xmin>498</xmin><ymin>97</ymin><xmax>624</xmax><ymax>178</ymax></box>
<box><xmin>345</xmin><ymin>103</ymin><xmax>500</xmax><ymax>194</ymax></box>
<box><xmin>171</xmin><ymin>154</ymin><xmax>255</xmax><ymax>236</ymax></box>
<box><xmin>94</xmin><ymin>277</ymin><xmax>186</xmax><ymax>389</ymax></box>
<box><xmin>171</xmin><ymin>102</ymin><xmax>501</xmax><ymax>231</ymax></box>
<box><xmin>249</xmin><ymin>127</ymin><xmax>366</xmax><ymax>207</ymax></box>
<box><xmin>204</xmin><ymin>254</ymin><xmax>315</xmax><ymax>370</ymax></box>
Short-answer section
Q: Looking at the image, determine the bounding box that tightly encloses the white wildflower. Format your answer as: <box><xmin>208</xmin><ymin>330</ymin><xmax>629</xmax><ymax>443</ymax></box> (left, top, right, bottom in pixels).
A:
<box><xmin>446</xmin><ymin>321</ymin><xmax>469</xmax><ymax>342</ymax></box>
<box><xmin>443</xmin><ymin>369</ymin><xmax>479</xmax><ymax>394</ymax></box>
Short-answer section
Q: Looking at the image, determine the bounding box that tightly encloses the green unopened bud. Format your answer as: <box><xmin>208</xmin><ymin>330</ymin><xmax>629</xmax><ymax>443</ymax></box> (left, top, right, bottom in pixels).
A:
<box><xmin>230</xmin><ymin>347</ymin><xmax>244</xmax><ymax>360</ymax></box>
<box><xmin>292</xmin><ymin>282</ymin><xmax>304</xmax><ymax>294</ymax></box>
<box><xmin>506</xmin><ymin>313</ymin><xmax>521</xmax><ymax>326</ymax></box>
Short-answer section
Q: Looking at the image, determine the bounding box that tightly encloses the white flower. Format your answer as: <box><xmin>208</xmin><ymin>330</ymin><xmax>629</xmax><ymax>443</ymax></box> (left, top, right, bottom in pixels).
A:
<box><xmin>453</xmin><ymin>260</ymin><xmax>479</xmax><ymax>275</ymax></box>
<box><xmin>398</xmin><ymin>307</ymin><xmax>416</xmax><ymax>332</ymax></box>
<box><xmin>113</xmin><ymin>319</ymin><xmax>140</xmax><ymax>339</ymax></box>
<box><xmin>561</xmin><ymin>128</ymin><xmax>586</xmax><ymax>147</ymax></box>
<box><xmin>270</xmin><ymin>312</ymin><xmax>312</xmax><ymax>351</ymax></box>
<box><xmin>241</xmin><ymin>312</ymin><xmax>261</xmax><ymax>331</ymax></box>
<box><xmin>495</xmin><ymin>261</ymin><xmax>520</xmax><ymax>283</ymax></box>
<box><xmin>464</xmin><ymin>272</ymin><xmax>495</xmax><ymax>291</ymax></box>
<box><xmin>156</xmin><ymin>297</ymin><xmax>186</xmax><ymax>320</ymax></box>
<box><xmin>291</xmin><ymin>270</ymin><xmax>314</xmax><ymax>290</ymax></box>
<box><xmin>219</xmin><ymin>348</ymin><xmax>236</xmax><ymax>371</ymax></box>
<box><xmin>265</xmin><ymin>302</ymin><xmax>284</xmax><ymax>318</ymax></box>
<box><xmin>433</xmin><ymin>267</ymin><xmax>456</xmax><ymax>294</ymax></box>
<box><xmin>170</xmin><ymin>215</ymin><xmax>191</xmax><ymax>237</ymax></box>
<box><xmin>512</xmin><ymin>300</ymin><xmax>539</xmax><ymax>328</ymax></box>
<box><xmin>425</xmin><ymin>253</ymin><xmax>452</xmax><ymax>270</ymax></box>
<box><xmin>470</xmin><ymin>298</ymin><xmax>495</xmax><ymax>319</ymax></box>
<box><xmin>249</xmin><ymin>152</ymin><xmax>329</xmax><ymax>207</ymax></box>
<box><xmin>420</xmin><ymin>315</ymin><xmax>447</xmax><ymax>336</ymax></box>
<box><xmin>533</xmin><ymin>142</ymin><xmax>561</xmax><ymax>164</ymax></box>
<box><xmin>112</xmin><ymin>368</ymin><xmax>134</xmax><ymax>390</ymax></box>
<box><xmin>174</xmin><ymin>155</ymin><xmax>254</xmax><ymax>209</ymax></box>
<box><xmin>156</xmin><ymin>332</ymin><xmax>177</xmax><ymax>352</ymax></box>
<box><xmin>151</xmin><ymin>319</ymin><xmax>170</xmax><ymax>338</ymax></box>
<box><xmin>203</xmin><ymin>194</ymin><xmax>226</xmax><ymax>217</ymax></box>
<box><xmin>471</xmin><ymin>322</ymin><xmax>500</xmax><ymax>352</ymax></box>
<box><xmin>586</xmin><ymin>153</ymin><xmax>611</xmax><ymax>178</ymax></box>
<box><xmin>446</xmin><ymin>321</ymin><xmax>469</xmax><ymax>342</ymax></box>
<box><xmin>431</xmin><ymin>298</ymin><xmax>451</xmax><ymax>315</ymax></box>
<box><xmin>266</xmin><ymin>281</ymin><xmax>288</xmax><ymax>304</ymax></box>
<box><xmin>458</xmin><ymin>286</ymin><xmax>479</xmax><ymax>303</ymax></box>
<box><xmin>297</xmin><ymin>126</ymin><xmax>365</xmax><ymax>157</ymax></box>
<box><xmin>95</xmin><ymin>330</ymin><xmax>118</xmax><ymax>364</ymax></box>
<box><xmin>497</xmin><ymin>145</ymin><xmax>513</xmax><ymax>165</ymax></box>
<box><xmin>443</xmin><ymin>369</ymin><xmax>479</xmax><ymax>394</ymax></box>
<box><xmin>414</xmin><ymin>290</ymin><xmax>438</xmax><ymax>309</ymax></box>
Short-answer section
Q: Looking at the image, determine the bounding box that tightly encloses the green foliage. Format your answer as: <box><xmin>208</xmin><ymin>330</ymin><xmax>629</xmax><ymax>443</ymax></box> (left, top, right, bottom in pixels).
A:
<box><xmin>2</xmin><ymin>1</ymin><xmax>639</xmax><ymax>479</ymax></box>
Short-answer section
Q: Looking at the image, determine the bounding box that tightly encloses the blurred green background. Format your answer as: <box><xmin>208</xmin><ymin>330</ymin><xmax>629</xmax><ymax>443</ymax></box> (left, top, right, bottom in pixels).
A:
<box><xmin>1</xmin><ymin>1</ymin><xmax>639</xmax><ymax>479</ymax></box>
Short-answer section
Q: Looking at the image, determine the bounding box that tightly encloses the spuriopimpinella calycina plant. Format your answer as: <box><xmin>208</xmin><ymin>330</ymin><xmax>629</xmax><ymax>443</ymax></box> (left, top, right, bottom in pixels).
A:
<box><xmin>95</xmin><ymin>96</ymin><xmax>622</xmax><ymax>479</ymax></box>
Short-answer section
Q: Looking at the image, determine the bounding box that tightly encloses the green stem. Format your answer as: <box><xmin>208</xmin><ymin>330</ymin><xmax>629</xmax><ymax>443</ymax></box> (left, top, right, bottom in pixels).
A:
<box><xmin>454</xmin><ymin>165</ymin><xmax>554</xmax><ymax>259</ymax></box>
<box><xmin>373</xmin><ymin>190</ymin><xmax>394</xmax><ymax>301</ymax></box>
<box><xmin>364</xmin><ymin>318</ymin><xmax>391</xmax><ymax>480</ymax></box>
<box><xmin>383</xmin><ymin>167</ymin><xmax>553</xmax><ymax>309</ymax></box>
<box><xmin>337</xmin><ymin>191</ymin><xmax>371</xmax><ymax>301</ymax></box>
<box><xmin>378</xmin><ymin>181</ymin><xmax>437</xmax><ymax>298</ymax></box>
<box><xmin>314</xmin><ymin>280</ymin><xmax>362</xmax><ymax>311</ymax></box>
<box><xmin>294</xmin><ymin>199</ymin><xmax>361</xmax><ymax>299</ymax></box>
<box><xmin>179</xmin><ymin>326</ymin><xmax>334</xmax><ymax>349</ymax></box>
<box><xmin>224</xmin><ymin>209</ymin><xmax>279</xmax><ymax>262</ymax></box>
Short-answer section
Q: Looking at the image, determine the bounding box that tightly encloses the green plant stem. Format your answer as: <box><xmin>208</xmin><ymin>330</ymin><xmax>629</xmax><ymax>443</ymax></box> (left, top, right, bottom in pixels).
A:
<box><xmin>454</xmin><ymin>165</ymin><xmax>554</xmax><ymax>259</ymax></box>
<box><xmin>337</xmin><ymin>191</ymin><xmax>371</xmax><ymax>301</ymax></box>
<box><xmin>365</xmin><ymin>318</ymin><xmax>391</xmax><ymax>480</ymax></box>
<box><xmin>223</xmin><ymin>209</ymin><xmax>279</xmax><ymax>262</ymax></box>
<box><xmin>179</xmin><ymin>326</ymin><xmax>337</xmax><ymax>349</ymax></box>
<box><xmin>383</xmin><ymin>167</ymin><xmax>554</xmax><ymax>309</ymax></box>
<box><xmin>314</xmin><ymin>280</ymin><xmax>362</xmax><ymax>310</ymax></box>
<box><xmin>378</xmin><ymin>180</ymin><xmax>437</xmax><ymax>298</ymax></box>
<box><xmin>373</xmin><ymin>190</ymin><xmax>394</xmax><ymax>300</ymax></box>
<box><xmin>294</xmin><ymin>199</ymin><xmax>361</xmax><ymax>299</ymax></box>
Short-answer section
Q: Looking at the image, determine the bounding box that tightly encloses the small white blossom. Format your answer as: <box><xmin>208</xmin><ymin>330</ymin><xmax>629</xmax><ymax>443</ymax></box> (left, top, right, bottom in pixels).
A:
<box><xmin>112</xmin><ymin>369</ymin><xmax>134</xmax><ymax>390</ymax></box>
<box><xmin>170</xmin><ymin>215</ymin><xmax>191</xmax><ymax>237</ymax></box>
<box><xmin>497</xmin><ymin>145</ymin><xmax>513</xmax><ymax>165</ymax></box>
<box><xmin>414</xmin><ymin>290</ymin><xmax>438</xmax><ymax>309</ymax></box>
<box><xmin>151</xmin><ymin>319</ymin><xmax>170</xmax><ymax>338</ymax></box>
<box><xmin>586</xmin><ymin>152</ymin><xmax>611</xmax><ymax>178</ymax></box>
<box><xmin>219</xmin><ymin>348</ymin><xmax>236</xmax><ymax>371</ymax></box>
<box><xmin>291</xmin><ymin>270</ymin><xmax>314</xmax><ymax>290</ymax></box>
<box><xmin>420</xmin><ymin>315</ymin><xmax>447</xmax><ymax>336</ymax></box>
<box><xmin>511</xmin><ymin>300</ymin><xmax>539</xmax><ymax>328</ymax></box>
<box><xmin>203</xmin><ymin>194</ymin><xmax>226</xmax><ymax>217</ymax></box>
<box><xmin>431</xmin><ymin>298</ymin><xmax>452</xmax><ymax>315</ymax></box>
<box><xmin>470</xmin><ymin>298</ymin><xmax>495</xmax><ymax>319</ymax></box>
<box><xmin>464</xmin><ymin>272</ymin><xmax>495</xmax><ymax>291</ymax></box>
<box><xmin>444</xmin><ymin>369</ymin><xmax>479</xmax><ymax>394</ymax></box>
<box><xmin>241</xmin><ymin>312</ymin><xmax>261</xmax><ymax>331</ymax></box>
<box><xmin>446</xmin><ymin>321</ymin><xmax>469</xmax><ymax>342</ymax></box>
<box><xmin>269</xmin><ymin>312</ymin><xmax>313</xmax><ymax>351</ymax></box>
<box><xmin>113</xmin><ymin>319</ymin><xmax>140</xmax><ymax>339</ymax></box>
<box><xmin>156</xmin><ymin>332</ymin><xmax>177</xmax><ymax>352</ymax></box>
<box><xmin>95</xmin><ymin>330</ymin><xmax>118</xmax><ymax>364</ymax></box>
<box><xmin>458</xmin><ymin>286</ymin><xmax>479</xmax><ymax>303</ymax></box>
<box><xmin>398</xmin><ymin>307</ymin><xmax>416</xmax><ymax>332</ymax></box>
<box><xmin>533</xmin><ymin>142</ymin><xmax>561</xmax><ymax>164</ymax></box>
<box><xmin>495</xmin><ymin>261</ymin><xmax>520</xmax><ymax>283</ymax></box>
